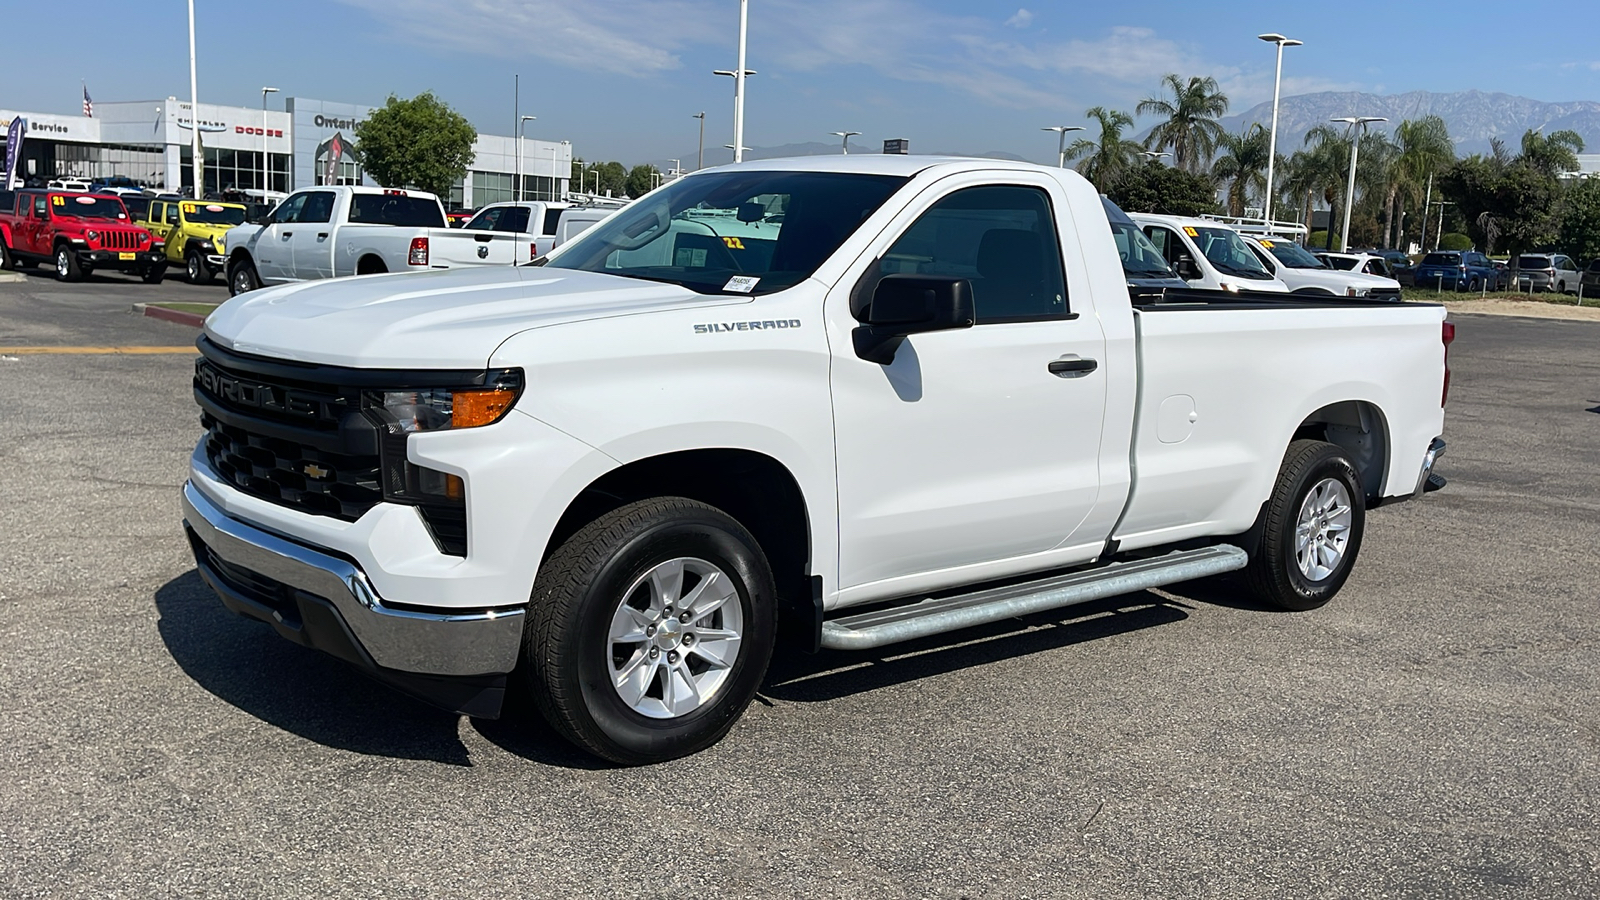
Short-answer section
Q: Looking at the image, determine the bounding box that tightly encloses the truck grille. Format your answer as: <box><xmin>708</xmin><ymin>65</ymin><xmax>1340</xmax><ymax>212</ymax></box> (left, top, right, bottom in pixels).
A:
<box><xmin>195</xmin><ymin>357</ymin><xmax>383</xmax><ymax>522</ymax></box>
<box><xmin>99</xmin><ymin>230</ymin><xmax>143</xmax><ymax>250</ymax></box>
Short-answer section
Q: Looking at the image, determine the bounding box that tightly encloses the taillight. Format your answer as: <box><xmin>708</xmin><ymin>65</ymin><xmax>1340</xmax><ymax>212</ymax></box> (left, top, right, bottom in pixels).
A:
<box><xmin>1441</xmin><ymin>320</ymin><xmax>1455</xmax><ymax>406</ymax></box>
<box><xmin>530</xmin><ymin>242</ymin><xmax>537</xmax><ymax>261</ymax></box>
<box><xmin>408</xmin><ymin>237</ymin><xmax>429</xmax><ymax>266</ymax></box>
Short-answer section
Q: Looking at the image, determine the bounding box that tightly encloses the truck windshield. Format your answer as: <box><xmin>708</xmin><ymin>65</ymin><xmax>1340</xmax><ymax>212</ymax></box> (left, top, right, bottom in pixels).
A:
<box><xmin>1108</xmin><ymin>220</ymin><xmax>1177</xmax><ymax>278</ymax></box>
<box><xmin>182</xmin><ymin>203</ymin><xmax>247</xmax><ymax>225</ymax></box>
<box><xmin>542</xmin><ymin>170</ymin><xmax>907</xmax><ymax>295</ymax></box>
<box><xmin>1192</xmin><ymin>227</ymin><xmax>1273</xmax><ymax>279</ymax></box>
<box><xmin>349</xmin><ymin>194</ymin><xmax>447</xmax><ymax>228</ymax></box>
<box><xmin>1260</xmin><ymin>239</ymin><xmax>1327</xmax><ymax>269</ymax></box>
<box><xmin>51</xmin><ymin>196</ymin><xmax>129</xmax><ymax>220</ymax></box>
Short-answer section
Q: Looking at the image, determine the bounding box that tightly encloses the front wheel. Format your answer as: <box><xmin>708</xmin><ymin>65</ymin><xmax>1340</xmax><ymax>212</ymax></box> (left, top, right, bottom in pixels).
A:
<box><xmin>1244</xmin><ymin>440</ymin><xmax>1366</xmax><ymax>611</ymax></box>
<box><xmin>1468</xmin><ymin>276</ymin><xmax>1480</xmax><ymax>293</ymax></box>
<box><xmin>228</xmin><ymin>258</ymin><xmax>260</xmax><ymax>296</ymax></box>
<box><xmin>0</xmin><ymin>239</ymin><xmax>13</xmax><ymax>270</ymax></box>
<box><xmin>524</xmin><ymin>497</ymin><xmax>777</xmax><ymax>765</ymax></box>
<box><xmin>187</xmin><ymin>251</ymin><xmax>212</xmax><ymax>284</ymax></box>
<box><xmin>55</xmin><ymin>246</ymin><xmax>83</xmax><ymax>282</ymax></box>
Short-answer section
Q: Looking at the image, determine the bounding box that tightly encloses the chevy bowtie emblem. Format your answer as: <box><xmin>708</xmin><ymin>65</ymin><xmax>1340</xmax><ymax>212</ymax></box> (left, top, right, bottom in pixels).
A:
<box><xmin>477</xmin><ymin>245</ymin><xmax>489</xmax><ymax>259</ymax></box>
<box><xmin>303</xmin><ymin>463</ymin><xmax>330</xmax><ymax>480</ymax></box>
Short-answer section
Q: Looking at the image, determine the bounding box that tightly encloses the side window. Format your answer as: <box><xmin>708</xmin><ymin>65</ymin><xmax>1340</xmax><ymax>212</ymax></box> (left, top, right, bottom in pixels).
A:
<box><xmin>166</xmin><ymin>204</ymin><xmax>180</xmax><ymax>225</ymax></box>
<box><xmin>273</xmin><ymin>193</ymin><xmax>309</xmax><ymax>224</ymax></box>
<box><xmin>466</xmin><ymin>207</ymin><xmax>504</xmax><ymax>231</ymax></box>
<box><xmin>34</xmin><ymin>196</ymin><xmax>49</xmax><ymax>218</ymax></box>
<box><xmin>1144</xmin><ymin>226</ymin><xmax>1181</xmax><ymax>266</ymax></box>
<box><xmin>298</xmin><ymin>191</ymin><xmax>336</xmax><ymax>224</ymax></box>
<box><xmin>873</xmin><ymin>185</ymin><xmax>1069</xmax><ymax>323</ymax></box>
<box><xmin>149</xmin><ymin>202</ymin><xmax>163</xmax><ymax>223</ymax></box>
<box><xmin>543</xmin><ymin>208</ymin><xmax>564</xmax><ymax>235</ymax></box>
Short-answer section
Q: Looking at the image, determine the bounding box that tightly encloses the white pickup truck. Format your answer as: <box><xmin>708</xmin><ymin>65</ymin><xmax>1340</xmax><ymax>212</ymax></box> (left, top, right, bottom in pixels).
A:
<box><xmin>221</xmin><ymin>185</ymin><xmax>523</xmax><ymax>295</ymax></box>
<box><xmin>181</xmin><ymin>156</ymin><xmax>1452</xmax><ymax>764</ymax></box>
<box><xmin>1244</xmin><ymin>235</ymin><xmax>1404</xmax><ymax>300</ymax></box>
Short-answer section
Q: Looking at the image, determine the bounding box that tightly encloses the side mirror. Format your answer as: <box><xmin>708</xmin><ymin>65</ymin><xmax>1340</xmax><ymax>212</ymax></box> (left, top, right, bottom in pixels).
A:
<box><xmin>1175</xmin><ymin>253</ymin><xmax>1200</xmax><ymax>281</ymax></box>
<box><xmin>853</xmin><ymin>274</ymin><xmax>976</xmax><ymax>364</ymax></box>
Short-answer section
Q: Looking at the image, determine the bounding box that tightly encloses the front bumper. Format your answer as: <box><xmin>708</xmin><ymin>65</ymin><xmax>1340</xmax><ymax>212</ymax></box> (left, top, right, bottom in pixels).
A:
<box><xmin>180</xmin><ymin>480</ymin><xmax>525</xmax><ymax>717</ymax></box>
<box><xmin>79</xmin><ymin>247</ymin><xmax>165</xmax><ymax>270</ymax></box>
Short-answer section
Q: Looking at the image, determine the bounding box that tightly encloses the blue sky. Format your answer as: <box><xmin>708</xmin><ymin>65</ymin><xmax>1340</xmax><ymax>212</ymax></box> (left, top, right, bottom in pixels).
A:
<box><xmin>6</xmin><ymin>0</ymin><xmax>1598</xmax><ymax>165</ymax></box>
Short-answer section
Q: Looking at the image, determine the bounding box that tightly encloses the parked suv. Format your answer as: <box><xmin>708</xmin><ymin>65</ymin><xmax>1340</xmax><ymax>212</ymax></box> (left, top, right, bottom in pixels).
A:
<box><xmin>1414</xmin><ymin>250</ymin><xmax>1496</xmax><ymax>292</ymax></box>
<box><xmin>141</xmin><ymin>199</ymin><xmax>248</xmax><ymax>284</ymax></box>
<box><xmin>1515</xmin><ymin>254</ymin><xmax>1581</xmax><ymax>294</ymax></box>
<box><xmin>1582</xmin><ymin>258</ymin><xmax>1600</xmax><ymax>296</ymax></box>
<box><xmin>0</xmin><ymin>190</ymin><xmax>166</xmax><ymax>282</ymax></box>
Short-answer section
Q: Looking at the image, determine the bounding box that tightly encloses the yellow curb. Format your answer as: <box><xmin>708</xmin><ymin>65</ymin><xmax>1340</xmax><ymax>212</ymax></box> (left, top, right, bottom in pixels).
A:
<box><xmin>0</xmin><ymin>346</ymin><xmax>197</xmax><ymax>355</ymax></box>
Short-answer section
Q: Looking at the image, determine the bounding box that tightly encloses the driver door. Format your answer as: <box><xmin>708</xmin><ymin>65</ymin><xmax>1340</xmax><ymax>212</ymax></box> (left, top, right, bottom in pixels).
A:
<box><xmin>254</xmin><ymin>192</ymin><xmax>306</xmax><ymax>284</ymax></box>
<box><xmin>827</xmin><ymin>173</ymin><xmax>1110</xmax><ymax>603</ymax></box>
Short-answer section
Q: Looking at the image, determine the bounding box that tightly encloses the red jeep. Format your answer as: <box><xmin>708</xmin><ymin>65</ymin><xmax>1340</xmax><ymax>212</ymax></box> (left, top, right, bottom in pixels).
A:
<box><xmin>0</xmin><ymin>189</ymin><xmax>167</xmax><ymax>283</ymax></box>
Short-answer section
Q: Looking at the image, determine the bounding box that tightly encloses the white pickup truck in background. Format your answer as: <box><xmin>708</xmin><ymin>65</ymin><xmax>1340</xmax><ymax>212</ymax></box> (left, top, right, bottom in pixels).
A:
<box><xmin>1244</xmin><ymin>235</ymin><xmax>1404</xmax><ymax>299</ymax></box>
<box><xmin>183</xmin><ymin>156</ymin><xmax>1452</xmax><ymax>765</ymax></box>
<box><xmin>222</xmin><ymin>186</ymin><xmax>523</xmax><ymax>295</ymax></box>
<box><xmin>1132</xmin><ymin>212</ymin><xmax>1290</xmax><ymax>293</ymax></box>
<box><xmin>465</xmin><ymin>199</ymin><xmax>625</xmax><ymax>258</ymax></box>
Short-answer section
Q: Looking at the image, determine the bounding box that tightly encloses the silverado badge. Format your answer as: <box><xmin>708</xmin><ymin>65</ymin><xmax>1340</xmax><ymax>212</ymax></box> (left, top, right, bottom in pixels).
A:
<box><xmin>303</xmin><ymin>463</ymin><xmax>330</xmax><ymax>480</ymax></box>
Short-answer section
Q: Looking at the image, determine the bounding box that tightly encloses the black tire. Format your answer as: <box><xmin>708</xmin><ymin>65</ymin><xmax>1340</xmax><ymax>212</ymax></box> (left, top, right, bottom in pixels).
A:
<box><xmin>141</xmin><ymin>264</ymin><xmax>167</xmax><ymax>285</ymax></box>
<box><xmin>54</xmin><ymin>245</ymin><xmax>82</xmax><ymax>282</ymax></box>
<box><xmin>0</xmin><ymin>238</ymin><xmax>13</xmax><ymax>270</ymax></box>
<box><xmin>1468</xmin><ymin>276</ymin><xmax>1480</xmax><ymax>293</ymax></box>
<box><xmin>187</xmin><ymin>251</ymin><xmax>212</xmax><ymax>284</ymax></box>
<box><xmin>524</xmin><ymin>497</ymin><xmax>777</xmax><ymax>765</ymax></box>
<box><xmin>228</xmin><ymin>257</ymin><xmax>259</xmax><ymax>296</ymax></box>
<box><xmin>1244</xmin><ymin>440</ymin><xmax>1366</xmax><ymax>611</ymax></box>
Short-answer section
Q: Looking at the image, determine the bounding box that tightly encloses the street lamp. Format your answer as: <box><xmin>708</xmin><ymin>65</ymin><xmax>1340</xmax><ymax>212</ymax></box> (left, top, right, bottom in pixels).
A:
<box><xmin>517</xmin><ymin>114</ymin><xmax>536</xmax><ymax>202</ymax></box>
<box><xmin>1429</xmin><ymin>200</ymin><xmax>1455</xmax><ymax>253</ymax></box>
<box><xmin>1331</xmin><ymin>115</ymin><xmax>1387</xmax><ymax>250</ymax></box>
<box><xmin>1258</xmin><ymin>33</ymin><xmax>1302</xmax><ymax>226</ymax></box>
<box><xmin>1041</xmin><ymin>126</ymin><xmax>1084</xmax><ymax>168</ymax></box>
<box><xmin>713</xmin><ymin>68</ymin><xmax>757</xmax><ymax>163</ymax></box>
<box><xmin>692</xmin><ymin>112</ymin><xmax>706</xmax><ymax>170</ymax></box>
<box><xmin>830</xmin><ymin>131</ymin><xmax>861</xmax><ymax>154</ymax></box>
<box><xmin>260</xmin><ymin>87</ymin><xmax>278</xmax><ymax>196</ymax></box>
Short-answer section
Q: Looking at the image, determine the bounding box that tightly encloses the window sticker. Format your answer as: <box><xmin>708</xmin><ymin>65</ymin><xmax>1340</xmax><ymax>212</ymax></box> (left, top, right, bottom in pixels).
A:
<box><xmin>1260</xmin><ymin>239</ymin><xmax>1275</xmax><ymax>248</ymax></box>
<box><xmin>721</xmin><ymin>236</ymin><xmax>746</xmax><ymax>250</ymax></box>
<box><xmin>205</xmin><ymin>204</ymin><xmax>225</xmax><ymax>212</ymax></box>
<box><xmin>1183</xmin><ymin>226</ymin><xmax>1199</xmax><ymax>237</ymax></box>
<box><xmin>674</xmin><ymin>247</ymin><xmax>708</xmax><ymax>267</ymax></box>
<box><xmin>723</xmin><ymin>275</ymin><xmax>760</xmax><ymax>293</ymax></box>
<box><xmin>182</xmin><ymin>203</ymin><xmax>196</xmax><ymax>214</ymax></box>
<box><xmin>53</xmin><ymin>196</ymin><xmax>65</xmax><ymax>206</ymax></box>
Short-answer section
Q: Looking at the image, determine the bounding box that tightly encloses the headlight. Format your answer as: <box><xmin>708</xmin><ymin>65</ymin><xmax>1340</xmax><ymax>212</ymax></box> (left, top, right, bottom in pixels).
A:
<box><xmin>374</xmin><ymin>382</ymin><xmax>520</xmax><ymax>433</ymax></box>
<box><xmin>370</xmin><ymin>371</ymin><xmax>523</xmax><ymax>521</ymax></box>
<box><xmin>1221</xmin><ymin>282</ymin><xmax>1240</xmax><ymax>293</ymax></box>
<box><xmin>85</xmin><ymin>230</ymin><xmax>100</xmax><ymax>241</ymax></box>
<box><xmin>198</xmin><ymin>239</ymin><xmax>213</xmax><ymax>250</ymax></box>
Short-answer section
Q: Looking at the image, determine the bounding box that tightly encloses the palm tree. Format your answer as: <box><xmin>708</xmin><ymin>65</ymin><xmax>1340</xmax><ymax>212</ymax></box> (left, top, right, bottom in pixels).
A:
<box><xmin>1137</xmin><ymin>74</ymin><xmax>1230</xmax><ymax>174</ymax></box>
<box><xmin>1064</xmin><ymin>107</ymin><xmax>1143</xmax><ymax>191</ymax></box>
<box><xmin>1211</xmin><ymin>124</ymin><xmax>1271</xmax><ymax>217</ymax></box>
<box><xmin>1298</xmin><ymin>125</ymin><xmax>1352</xmax><ymax>248</ymax></box>
<box><xmin>1385</xmin><ymin>116</ymin><xmax>1454</xmax><ymax>248</ymax></box>
<box><xmin>1518</xmin><ymin>129</ymin><xmax>1584</xmax><ymax>178</ymax></box>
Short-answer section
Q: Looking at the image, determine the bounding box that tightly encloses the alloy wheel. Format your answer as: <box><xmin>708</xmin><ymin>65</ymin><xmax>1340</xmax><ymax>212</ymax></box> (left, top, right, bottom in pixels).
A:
<box><xmin>1294</xmin><ymin>477</ymin><xmax>1353</xmax><ymax>582</ymax></box>
<box><xmin>607</xmin><ymin>557</ymin><xmax>744</xmax><ymax>719</ymax></box>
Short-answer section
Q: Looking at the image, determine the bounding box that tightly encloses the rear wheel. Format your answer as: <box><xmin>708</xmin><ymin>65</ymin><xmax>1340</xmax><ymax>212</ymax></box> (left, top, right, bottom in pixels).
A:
<box><xmin>187</xmin><ymin>251</ymin><xmax>212</xmax><ymax>284</ymax></box>
<box><xmin>228</xmin><ymin>258</ymin><xmax>259</xmax><ymax>296</ymax></box>
<box><xmin>0</xmin><ymin>239</ymin><xmax>13</xmax><ymax>270</ymax></box>
<box><xmin>55</xmin><ymin>246</ymin><xmax>83</xmax><ymax>282</ymax></box>
<box><xmin>1244</xmin><ymin>440</ymin><xmax>1366</xmax><ymax>611</ymax></box>
<box><xmin>524</xmin><ymin>497</ymin><xmax>777</xmax><ymax>765</ymax></box>
<box><xmin>1557</xmin><ymin>280</ymin><xmax>1567</xmax><ymax>295</ymax></box>
<box><xmin>1468</xmin><ymin>276</ymin><xmax>1481</xmax><ymax>293</ymax></box>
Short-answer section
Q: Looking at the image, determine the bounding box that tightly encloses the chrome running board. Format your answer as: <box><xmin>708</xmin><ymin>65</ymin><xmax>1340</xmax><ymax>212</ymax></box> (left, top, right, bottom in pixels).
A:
<box><xmin>820</xmin><ymin>544</ymin><xmax>1248</xmax><ymax>651</ymax></box>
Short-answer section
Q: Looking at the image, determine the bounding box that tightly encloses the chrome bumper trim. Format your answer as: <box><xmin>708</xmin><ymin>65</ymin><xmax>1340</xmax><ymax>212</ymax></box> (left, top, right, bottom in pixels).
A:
<box><xmin>180</xmin><ymin>481</ymin><xmax>524</xmax><ymax>676</ymax></box>
<box><xmin>1413</xmin><ymin>437</ymin><xmax>1446</xmax><ymax>498</ymax></box>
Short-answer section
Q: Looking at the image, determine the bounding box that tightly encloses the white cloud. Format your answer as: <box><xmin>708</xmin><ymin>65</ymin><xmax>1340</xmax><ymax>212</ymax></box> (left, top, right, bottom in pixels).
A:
<box><xmin>1005</xmin><ymin>8</ymin><xmax>1033</xmax><ymax>29</ymax></box>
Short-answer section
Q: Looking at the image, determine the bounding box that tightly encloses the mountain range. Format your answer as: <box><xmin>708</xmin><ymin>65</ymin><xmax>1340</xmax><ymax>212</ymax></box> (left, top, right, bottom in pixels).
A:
<box><xmin>1218</xmin><ymin>90</ymin><xmax>1600</xmax><ymax>156</ymax></box>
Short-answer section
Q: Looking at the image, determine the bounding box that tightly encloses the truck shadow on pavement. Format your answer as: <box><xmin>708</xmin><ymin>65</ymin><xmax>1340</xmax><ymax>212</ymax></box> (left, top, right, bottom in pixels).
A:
<box><xmin>154</xmin><ymin>570</ymin><xmax>599</xmax><ymax>768</ymax></box>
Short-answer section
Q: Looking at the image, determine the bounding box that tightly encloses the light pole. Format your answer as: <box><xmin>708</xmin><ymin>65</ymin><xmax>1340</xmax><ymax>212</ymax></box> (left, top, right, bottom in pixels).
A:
<box><xmin>1258</xmin><ymin>33</ymin><xmax>1302</xmax><ymax>226</ymax></box>
<box><xmin>187</xmin><ymin>0</ymin><xmax>202</xmax><ymax>198</ymax></box>
<box><xmin>1331</xmin><ymin>115</ymin><xmax>1386</xmax><ymax>251</ymax></box>
<box><xmin>260</xmin><ymin>86</ymin><xmax>278</xmax><ymax>196</ymax></box>
<box><xmin>1430</xmin><ymin>200</ymin><xmax>1454</xmax><ymax>252</ymax></box>
<box><xmin>830</xmin><ymin>131</ymin><xmax>861</xmax><ymax>154</ymax></box>
<box><xmin>713</xmin><ymin>68</ymin><xmax>757</xmax><ymax>163</ymax></box>
<box><xmin>693</xmin><ymin>112</ymin><xmax>706</xmax><ymax>170</ymax></box>
<box><xmin>517</xmin><ymin>115</ymin><xmax>536</xmax><ymax>202</ymax></box>
<box><xmin>1041</xmin><ymin>126</ymin><xmax>1084</xmax><ymax>168</ymax></box>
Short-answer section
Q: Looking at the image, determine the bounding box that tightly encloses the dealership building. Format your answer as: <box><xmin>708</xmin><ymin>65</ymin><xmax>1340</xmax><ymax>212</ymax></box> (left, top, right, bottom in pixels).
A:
<box><xmin>1</xmin><ymin>96</ymin><xmax>572</xmax><ymax>208</ymax></box>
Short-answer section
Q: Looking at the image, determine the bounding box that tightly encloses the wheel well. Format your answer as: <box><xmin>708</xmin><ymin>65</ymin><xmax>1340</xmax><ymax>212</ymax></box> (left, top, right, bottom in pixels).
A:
<box><xmin>1292</xmin><ymin>400</ymin><xmax>1389</xmax><ymax>502</ymax></box>
<box><xmin>547</xmin><ymin>449</ymin><xmax>812</xmax><ymax>625</ymax></box>
<box><xmin>357</xmin><ymin>255</ymin><xmax>388</xmax><ymax>275</ymax></box>
<box><xmin>227</xmin><ymin>249</ymin><xmax>253</xmax><ymax>271</ymax></box>
<box><xmin>1292</xmin><ymin>287</ymin><xmax>1336</xmax><ymax>295</ymax></box>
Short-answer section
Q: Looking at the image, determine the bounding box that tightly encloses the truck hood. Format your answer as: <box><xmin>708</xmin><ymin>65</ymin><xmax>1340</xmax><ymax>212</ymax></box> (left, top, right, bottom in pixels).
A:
<box><xmin>204</xmin><ymin>266</ymin><xmax>728</xmax><ymax>369</ymax></box>
<box><xmin>1278</xmin><ymin>267</ymin><xmax>1400</xmax><ymax>293</ymax></box>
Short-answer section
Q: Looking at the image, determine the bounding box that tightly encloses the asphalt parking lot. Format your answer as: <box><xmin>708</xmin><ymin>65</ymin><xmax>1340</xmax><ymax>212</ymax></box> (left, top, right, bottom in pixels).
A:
<box><xmin>2</xmin><ymin>274</ymin><xmax>1598</xmax><ymax>899</ymax></box>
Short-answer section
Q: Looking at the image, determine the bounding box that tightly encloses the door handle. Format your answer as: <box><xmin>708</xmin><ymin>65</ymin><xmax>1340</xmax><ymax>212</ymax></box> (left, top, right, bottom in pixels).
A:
<box><xmin>281</xmin><ymin>232</ymin><xmax>293</xmax><ymax>238</ymax></box>
<box><xmin>1048</xmin><ymin>356</ymin><xmax>1098</xmax><ymax>378</ymax></box>
<box><xmin>317</xmin><ymin>233</ymin><xmax>328</xmax><ymax>239</ymax></box>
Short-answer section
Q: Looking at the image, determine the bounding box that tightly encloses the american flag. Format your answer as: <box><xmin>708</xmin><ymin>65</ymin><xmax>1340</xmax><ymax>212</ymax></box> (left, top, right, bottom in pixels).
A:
<box><xmin>82</xmin><ymin>85</ymin><xmax>93</xmax><ymax>117</ymax></box>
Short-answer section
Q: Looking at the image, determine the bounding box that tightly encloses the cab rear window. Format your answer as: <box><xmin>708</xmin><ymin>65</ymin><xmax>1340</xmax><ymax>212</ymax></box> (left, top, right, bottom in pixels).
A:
<box><xmin>1517</xmin><ymin>255</ymin><xmax>1552</xmax><ymax>269</ymax></box>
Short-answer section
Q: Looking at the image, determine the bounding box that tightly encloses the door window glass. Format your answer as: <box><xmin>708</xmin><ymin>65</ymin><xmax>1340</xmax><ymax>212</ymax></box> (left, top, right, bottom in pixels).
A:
<box><xmin>272</xmin><ymin>193</ymin><xmax>309</xmax><ymax>224</ymax></box>
<box><xmin>166</xmin><ymin>204</ymin><xmax>179</xmax><ymax>225</ymax></box>
<box><xmin>874</xmin><ymin>185</ymin><xmax>1069</xmax><ymax>323</ymax></box>
<box><xmin>1143</xmin><ymin>226</ymin><xmax>1180</xmax><ymax>266</ymax></box>
<box><xmin>34</xmin><ymin>196</ymin><xmax>48</xmax><ymax>218</ymax></box>
<box><xmin>298</xmin><ymin>191</ymin><xmax>336</xmax><ymax>224</ymax></box>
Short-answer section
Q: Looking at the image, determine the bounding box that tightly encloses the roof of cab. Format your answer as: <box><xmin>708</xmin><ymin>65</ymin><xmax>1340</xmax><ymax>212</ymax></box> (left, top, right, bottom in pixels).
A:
<box><xmin>689</xmin><ymin>154</ymin><xmax>1058</xmax><ymax>178</ymax></box>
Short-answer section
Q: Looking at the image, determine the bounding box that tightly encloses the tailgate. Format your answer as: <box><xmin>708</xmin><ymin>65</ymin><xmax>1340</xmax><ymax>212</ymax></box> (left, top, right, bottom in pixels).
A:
<box><xmin>425</xmin><ymin>229</ymin><xmax>526</xmax><ymax>268</ymax></box>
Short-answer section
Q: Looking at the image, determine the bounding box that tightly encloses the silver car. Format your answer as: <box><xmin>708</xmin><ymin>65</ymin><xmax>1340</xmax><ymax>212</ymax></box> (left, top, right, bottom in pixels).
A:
<box><xmin>1516</xmin><ymin>254</ymin><xmax>1581</xmax><ymax>294</ymax></box>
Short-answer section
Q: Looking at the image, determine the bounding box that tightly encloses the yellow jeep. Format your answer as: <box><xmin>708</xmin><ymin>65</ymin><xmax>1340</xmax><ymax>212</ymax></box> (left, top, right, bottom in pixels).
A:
<box><xmin>142</xmin><ymin>200</ymin><xmax>248</xmax><ymax>284</ymax></box>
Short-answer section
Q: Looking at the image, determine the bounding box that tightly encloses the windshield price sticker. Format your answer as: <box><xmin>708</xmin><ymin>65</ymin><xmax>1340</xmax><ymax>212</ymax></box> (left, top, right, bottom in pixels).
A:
<box><xmin>721</xmin><ymin>236</ymin><xmax>746</xmax><ymax>249</ymax></box>
<box><xmin>1183</xmin><ymin>226</ymin><xmax>1199</xmax><ymax>237</ymax></box>
<box><xmin>1260</xmin><ymin>239</ymin><xmax>1275</xmax><ymax>248</ymax></box>
<box><xmin>723</xmin><ymin>275</ymin><xmax>761</xmax><ymax>293</ymax></box>
<box><xmin>52</xmin><ymin>196</ymin><xmax>65</xmax><ymax>206</ymax></box>
<box><xmin>206</xmin><ymin>204</ymin><xmax>225</xmax><ymax>212</ymax></box>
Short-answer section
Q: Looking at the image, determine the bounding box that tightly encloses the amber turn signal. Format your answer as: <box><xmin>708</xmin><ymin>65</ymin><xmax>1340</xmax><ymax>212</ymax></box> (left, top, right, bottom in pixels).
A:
<box><xmin>451</xmin><ymin>389</ymin><xmax>517</xmax><ymax>428</ymax></box>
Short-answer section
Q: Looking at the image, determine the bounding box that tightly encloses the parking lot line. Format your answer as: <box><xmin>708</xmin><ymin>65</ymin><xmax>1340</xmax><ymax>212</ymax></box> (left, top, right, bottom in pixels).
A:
<box><xmin>0</xmin><ymin>346</ymin><xmax>196</xmax><ymax>355</ymax></box>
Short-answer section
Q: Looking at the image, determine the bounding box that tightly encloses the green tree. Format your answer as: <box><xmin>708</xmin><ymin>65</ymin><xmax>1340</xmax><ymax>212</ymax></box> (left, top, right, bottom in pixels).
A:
<box><xmin>1559</xmin><ymin>177</ymin><xmax>1600</xmax><ymax>261</ymax></box>
<box><xmin>1105</xmin><ymin>161</ymin><xmax>1219</xmax><ymax>217</ymax></box>
<box><xmin>1437</xmin><ymin>233</ymin><xmax>1473</xmax><ymax>251</ymax></box>
<box><xmin>1211</xmin><ymin>124</ymin><xmax>1271</xmax><ymax>217</ymax></box>
<box><xmin>624</xmin><ymin>164</ymin><xmax>661</xmax><ymax>198</ymax></box>
<box><xmin>1064</xmin><ymin>107</ymin><xmax>1143</xmax><ymax>191</ymax></box>
<box><xmin>1137</xmin><ymin>74</ymin><xmax>1229</xmax><ymax>174</ymax></box>
<box><xmin>353</xmin><ymin>92</ymin><xmax>477</xmax><ymax>198</ymax></box>
<box><xmin>1292</xmin><ymin>126</ymin><xmax>1352</xmax><ymax>248</ymax></box>
<box><xmin>1441</xmin><ymin>136</ymin><xmax>1563</xmax><ymax>277</ymax></box>
<box><xmin>1519</xmin><ymin>129</ymin><xmax>1585</xmax><ymax>178</ymax></box>
<box><xmin>1385</xmin><ymin>117</ymin><xmax>1454</xmax><ymax>249</ymax></box>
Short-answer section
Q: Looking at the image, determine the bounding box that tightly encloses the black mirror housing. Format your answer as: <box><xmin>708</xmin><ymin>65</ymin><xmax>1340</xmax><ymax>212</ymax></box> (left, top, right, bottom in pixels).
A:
<box><xmin>853</xmin><ymin>274</ymin><xmax>976</xmax><ymax>364</ymax></box>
